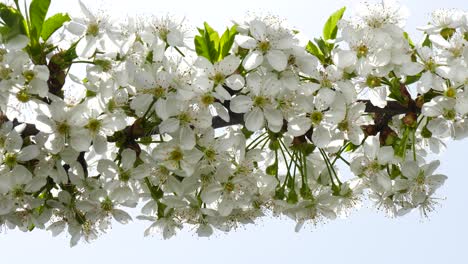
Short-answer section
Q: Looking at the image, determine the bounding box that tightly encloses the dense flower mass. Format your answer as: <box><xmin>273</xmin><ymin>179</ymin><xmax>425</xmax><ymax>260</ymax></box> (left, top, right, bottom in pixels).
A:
<box><xmin>0</xmin><ymin>0</ymin><xmax>467</xmax><ymax>246</ymax></box>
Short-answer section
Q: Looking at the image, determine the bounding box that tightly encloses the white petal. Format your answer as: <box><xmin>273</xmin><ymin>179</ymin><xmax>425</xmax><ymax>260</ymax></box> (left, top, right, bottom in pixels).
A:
<box><xmin>17</xmin><ymin>145</ymin><xmax>40</xmax><ymax>162</ymax></box>
<box><xmin>235</xmin><ymin>35</ymin><xmax>257</xmax><ymax>49</ymax></box>
<box><xmin>401</xmin><ymin>62</ymin><xmax>423</xmax><ymax>76</ymax></box>
<box><xmin>121</xmin><ymin>148</ymin><xmax>136</xmax><ymax>170</ymax></box>
<box><xmin>201</xmin><ymin>185</ymin><xmax>222</xmax><ymax>204</ymax></box>
<box><xmin>315</xmin><ymin>89</ymin><xmax>336</xmax><ymax>110</ymax></box>
<box><xmin>263</xmin><ymin>107</ymin><xmax>283</xmax><ymax>127</ymax></box>
<box><xmin>132</xmin><ymin>164</ymin><xmax>150</xmax><ymax>180</ymax></box>
<box><xmin>34</xmin><ymin>65</ymin><xmax>49</xmax><ymax>81</ymax></box>
<box><xmin>78</xmin><ymin>0</ymin><xmax>96</xmax><ymax>20</ymax></box>
<box><xmin>194</xmin><ymin>56</ymin><xmax>215</xmax><ymax>75</ymax></box>
<box><xmin>242</xmin><ymin>51</ymin><xmax>263</xmax><ymax>70</ymax></box>
<box><xmin>6</xmin><ymin>35</ymin><xmax>29</xmax><ymax>50</ymax></box>
<box><xmin>214</xmin><ymin>85</ymin><xmax>232</xmax><ymax>101</ymax></box>
<box><xmin>110</xmin><ymin>186</ymin><xmax>132</xmax><ymax>203</ymax></box>
<box><xmin>12</xmin><ymin>165</ymin><xmax>33</xmax><ymax>185</ymax></box>
<box><xmin>66</xmin><ymin>21</ymin><xmax>86</xmax><ymax>36</ymax></box>
<box><xmin>421</xmin><ymin>100</ymin><xmax>443</xmax><ymax>117</ymax></box>
<box><xmin>217</xmin><ymin>55</ymin><xmax>241</xmax><ymax>75</ymax></box>
<box><xmin>249</xmin><ymin>20</ymin><xmax>267</xmax><ymax>40</ymax></box>
<box><xmin>70</xmin><ymin>130</ymin><xmax>92</xmax><ymax>152</ymax></box>
<box><xmin>159</xmin><ymin>118</ymin><xmax>180</xmax><ymax>134</ymax></box>
<box><xmin>266</xmin><ymin>50</ymin><xmax>287</xmax><ymax>71</ymax></box>
<box><xmin>45</xmin><ymin>133</ymin><xmax>65</xmax><ymax>154</ymax></box>
<box><xmin>35</xmin><ymin>115</ymin><xmax>55</xmax><ymax>134</ymax></box>
<box><xmin>76</xmin><ymin>37</ymin><xmax>97</xmax><ymax>58</ymax></box>
<box><xmin>197</xmin><ymin>224</ymin><xmax>213</xmax><ymax>237</ymax></box>
<box><xmin>93</xmin><ymin>134</ymin><xmax>108</xmax><ymax>154</ymax></box>
<box><xmin>180</xmin><ymin>125</ymin><xmax>196</xmax><ymax>150</ymax></box>
<box><xmin>225</xmin><ymin>74</ymin><xmax>245</xmax><ymax>90</ymax></box>
<box><xmin>218</xmin><ymin>199</ymin><xmax>234</xmax><ymax>216</ymax></box>
<box><xmin>312</xmin><ymin>126</ymin><xmax>331</xmax><ymax>148</ymax></box>
<box><xmin>213</xmin><ymin>102</ymin><xmax>230</xmax><ymax>122</ymax></box>
<box><xmin>369</xmin><ymin>87</ymin><xmax>387</xmax><ymax>108</ymax></box>
<box><xmin>167</xmin><ymin>30</ymin><xmax>184</xmax><ymax>47</ymax></box>
<box><xmin>427</xmin><ymin>118</ymin><xmax>450</xmax><ymax>137</ymax></box>
<box><xmin>112</xmin><ymin>209</ymin><xmax>133</xmax><ymax>224</ymax></box>
<box><xmin>347</xmin><ymin>125</ymin><xmax>364</xmax><ymax>145</ymax></box>
<box><xmin>333</xmin><ymin>50</ymin><xmax>356</xmax><ymax>69</ymax></box>
<box><xmin>376</xmin><ymin>173</ymin><xmax>392</xmax><ymax>192</ymax></box>
<box><xmin>25</xmin><ymin>176</ymin><xmax>46</xmax><ymax>192</ymax></box>
<box><xmin>97</xmin><ymin>159</ymin><xmax>118</xmax><ymax>178</ymax></box>
<box><xmin>230</xmin><ymin>95</ymin><xmax>252</xmax><ymax>113</ymax></box>
<box><xmin>287</xmin><ymin>117</ymin><xmax>312</xmax><ymax>136</ymax></box>
<box><xmin>30</xmin><ymin>79</ymin><xmax>49</xmax><ymax>97</ymax></box>
<box><xmin>244</xmin><ymin>108</ymin><xmax>264</xmax><ymax>132</ymax></box>
<box><xmin>47</xmin><ymin>221</ymin><xmax>66</xmax><ymax>237</ymax></box>
<box><xmin>364</xmin><ymin>136</ymin><xmax>380</xmax><ymax>160</ymax></box>
<box><xmin>4</xmin><ymin>131</ymin><xmax>22</xmax><ymax>152</ymax></box>
<box><xmin>455</xmin><ymin>97</ymin><xmax>468</xmax><ymax>115</ymax></box>
<box><xmin>378</xmin><ymin>146</ymin><xmax>394</xmax><ymax>164</ymax></box>
<box><xmin>369</xmin><ymin>50</ymin><xmax>391</xmax><ymax>67</ymax></box>
<box><xmin>401</xmin><ymin>161</ymin><xmax>419</xmax><ymax>179</ymax></box>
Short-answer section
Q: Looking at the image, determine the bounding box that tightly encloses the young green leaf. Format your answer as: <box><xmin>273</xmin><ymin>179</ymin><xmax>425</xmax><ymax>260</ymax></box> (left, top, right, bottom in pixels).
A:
<box><xmin>41</xmin><ymin>13</ymin><xmax>70</xmax><ymax>41</ymax></box>
<box><xmin>195</xmin><ymin>34</ymin><xmax>211</xmax><ymax>62</ymax></box>
<box><xmin>403</xmin><ymin>32</ymin><xmax>415</xmax><ymax>48</ymax></box>
<box><xmin>203</xmin><ymin>22</ymin><xmax>220</xmax><ymax>62</ymax></box>
<box><xmin>218</xmin><ymin>25</ymin><xmax>237</xmax><ymax>60</ymax></box>
<box><xmin>322</xmin><ymin>7</ymin><xmax>346</xmax><ymax>41</ymax></box>
<box><xmin>421</xmin><ymin>34</ymin><xmax>432</xmax><ymax>47</ymax></box>
<box><xmin>29</xmin><ymin>0</ymin><xmax>51</xmax><ymax>41</ymax></box>
<box><xmin>0</xmin><ymin>3</ymin><xmax>27</xmax><ymax>39</ymax></box>
<box><xmin>314</xmin><ymin>37</ymin><xmax>330</xmax><ymax>57</ymax></box>
<box><xmin>194</xmin><ymin>22</ymin><xmax>220</xmax><ymax>63</ymax></box>
<box><xmin>305</xmin><ymin>40</ymin><xmax>325</xmax><ymax>63</ymax></box>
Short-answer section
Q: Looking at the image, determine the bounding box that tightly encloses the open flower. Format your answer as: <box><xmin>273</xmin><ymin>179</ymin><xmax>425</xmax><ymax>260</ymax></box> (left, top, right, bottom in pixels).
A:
<box><xmin>236</xmin><ymin>19</ymin><xmax>294</xmax><ymax>71</ymax></box>
<box><xmin>67</xmin><ymin>1</ymin><xmax>118</xmax><ymax>58</ymax></box>
<box><xmin>230</xmin><ymin>72</ymin><xmax>284</xmax><ymax>132</ymax></box>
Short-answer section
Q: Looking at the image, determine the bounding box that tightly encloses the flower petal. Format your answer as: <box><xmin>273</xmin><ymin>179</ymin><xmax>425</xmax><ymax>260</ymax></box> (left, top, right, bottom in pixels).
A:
<box><xmin>225</xmin><ymin>74</ymin><xmax>245</xmax><ymax>90</ymax></box>
<box><xmin>266</xmin><ymin>50</ymin><xmax>287</xmax><ymax>71</ymax></box>
<box><xmin>244</xmin><ymin>107</ymin><xmax>264</xmax><ymax>132</ymax></box>
<box><xmin>242</xmin><ymin>51</ymin><xmax>263</xmax><ymax>70</ymax></box>
<box><xmin>230</xmin><ymin>95</ymin><xmax>253</xmax><ymax>113</ymax></box>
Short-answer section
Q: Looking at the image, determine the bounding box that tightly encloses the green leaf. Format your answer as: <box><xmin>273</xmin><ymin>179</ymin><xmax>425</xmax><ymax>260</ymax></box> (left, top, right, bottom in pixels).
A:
<box><xmin>194</xmin><ymin>35</ymin><xmax>211</xmax><ymax>61</ymax></box>
<box><xmin>404</xmin><ymin>74</ymin><xmax>421</xmax><ymax>85</ymax></box>
<box><xmin>305</xmin><ymin>40</ymin><xmax>325</xmax><ymax>62</ymax></box>
<box><xmin>403</xmin><ymin>32</ymin><xmax>414</xmax><ymax>48</ymax></box>
<box><xmin>203</xmin><ymin>22</ymin><xmax>219</xmax><ymax>62</ymax></box>
<box><xmin>322</xmin><ymin>7</ymin><xmax>346</xmax><ymax>41</ymax></box>
<box><xmin>0</xmin><ymin>3</ymin><xmax>27</xmax><ymax>39</ymax></box>
<box><xmin>29</xmin><ymin>0</ymin><xmax>50</xmax><ymax>41</ymax></box>
<box><xmin>421</xmin><ymin>34</ymin><xmax>431</xmax><ymax>47</ymax></box>
<box><xmin>194</xmin><ymin>22</ymin><xmax>220</xmax><ymax>63</ymax></box>
<box><xmin>41</xmin><ymin>13</ymin><xmax>70</xmax><ymax>41</ymax></box>
<box><xmin>218</xmin><ymin>25</ymin><xmax>237</xmax><ymax>60</ymax></box>
<box><xmin>344</xmin><ymin>142</ymin><xmax>359</xmax><ymax>152</ymax></box>
<box><xmin>315</xmin><ymin>37</ymin><xmax>330</xmax><ymax>57</ymax></box>
<box><xmin>388</xmin><ymin>78</ymin><xmax>407</xmax><ymax>104</ymax></box>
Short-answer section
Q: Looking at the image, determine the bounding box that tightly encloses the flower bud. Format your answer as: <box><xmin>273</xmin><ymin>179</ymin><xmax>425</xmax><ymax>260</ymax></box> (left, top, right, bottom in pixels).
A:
<box><xmin>287</xmin><ymin>189</ymin><xmax>298</xmax><ymax>204</ymax></box>
<box><xmin>274</xmin><ymin>187</ymin><xmax>285</xmax><ymax>200</ymax></box>
<box><xmin>415</xmin><ymin>96</ymin><xmax>425</xmax><ymax>109</ymax></box>
<box><xmin>268</xmin><ymin>140</ymin><xmax>280</xmax><ymax>151</ymax></box>
<box><xmin>363</xmin><ymin>125</ymin><xmax>377</xmax><ymax>136</ymax></box>
<box><xmin>403</xmin><ymin>112</ymin><xmax>417</xmax><ymax>128</ymax></box>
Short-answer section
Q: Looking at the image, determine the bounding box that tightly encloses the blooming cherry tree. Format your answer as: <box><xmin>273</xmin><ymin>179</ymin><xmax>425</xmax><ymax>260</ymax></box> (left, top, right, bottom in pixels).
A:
<box><xmin>0</xmin><ymin>0</ymin><xmax>466</xmax><ymax>246</ymax></box>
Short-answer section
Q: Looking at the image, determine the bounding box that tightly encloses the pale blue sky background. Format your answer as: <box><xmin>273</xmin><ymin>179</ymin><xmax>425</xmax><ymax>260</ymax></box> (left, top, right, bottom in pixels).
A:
<box><xmin>1</xmin><ymin>0</ymin><xmax>467</xmax><ymax>263</ymax></box>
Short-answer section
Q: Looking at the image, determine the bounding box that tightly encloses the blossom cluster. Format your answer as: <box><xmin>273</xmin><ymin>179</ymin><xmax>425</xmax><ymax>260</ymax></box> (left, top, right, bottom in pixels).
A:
<box><xmin>0</xmin><ymin>0</ymin><xmax>466</xmax><ymax>246</ymax></box>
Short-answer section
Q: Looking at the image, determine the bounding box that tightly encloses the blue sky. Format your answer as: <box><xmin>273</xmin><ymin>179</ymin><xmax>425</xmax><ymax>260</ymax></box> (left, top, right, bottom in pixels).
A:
<box><xmin>1</xmin><ymin>0</ymin><xmax>467</xmax><ymax>263</ymax></box>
